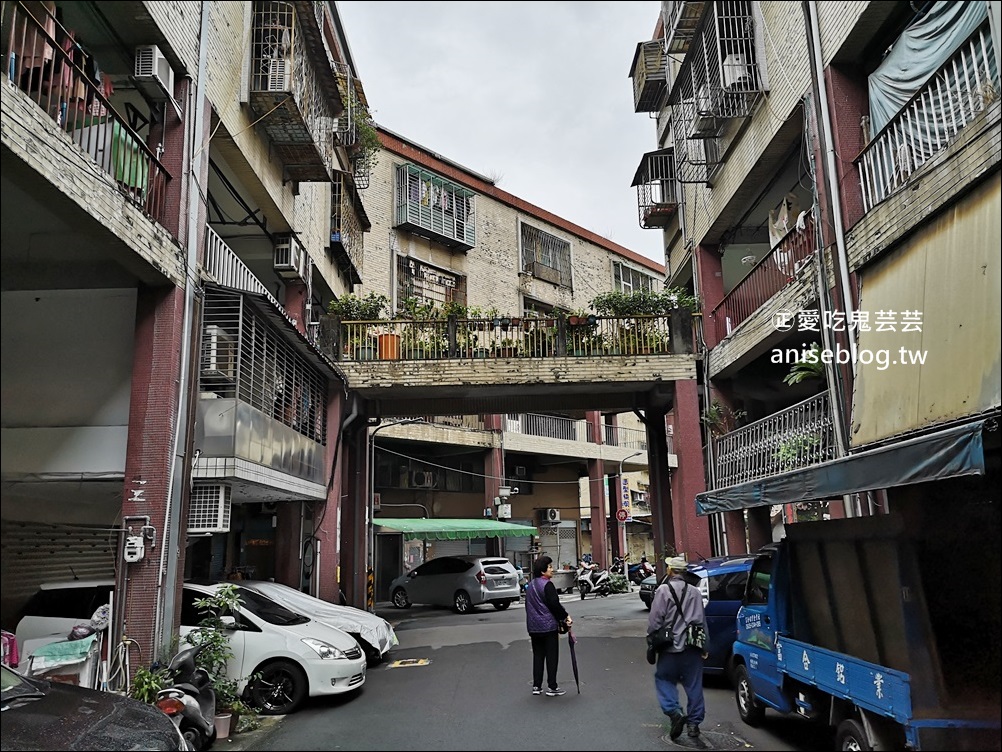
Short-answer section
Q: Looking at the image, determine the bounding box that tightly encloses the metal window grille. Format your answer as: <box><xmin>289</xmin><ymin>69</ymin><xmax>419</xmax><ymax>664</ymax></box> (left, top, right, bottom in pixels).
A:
<box><xmin>520</xmin><ymin>223</ymin><xmax>572</xmax><ymax>288</ymax></box>
<box><xmin>396</xmin><ymin>256</ymin><xmax>466</xmax><ymax>311</ymax></box>
<box><xmin>394</xmin><ymin>164</ymin><xmax>476</xmax><ymax>248</ymax></box>
<box><xmin>189</xmin><ymin>484</ymin><xmax>232</xmax><ymax>533</ymax></box>
<box><xmin>667</xmin><ymin>0</ymin><xmax>761</xmax><ymax>184</ymax></box>
<box><xmin>201</xmin><ymin>288</ymin><xmax>328</xmax><ymax>444</ymax></box>
<box><xmin>632</xmin><ymin>148</ymin><xmax>680</xmax><ymax>228</ymax></box>
<box><xmin>331</xmin><ymin>174</ymin><xmax>364</xmax><ymax>281</ymax></box>
<box><xmin>251</xmin><ymin>2</ymin><xmax>295</xmax><ymax>93</ymax></box>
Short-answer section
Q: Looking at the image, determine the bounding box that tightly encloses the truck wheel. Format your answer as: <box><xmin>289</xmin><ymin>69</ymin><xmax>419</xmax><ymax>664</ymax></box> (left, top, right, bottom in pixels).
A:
<box><xmin>835</xmin><ymin>719</ymin><xmax>872</xmax><ymax>751</ymax></box>
<box><xmin>734</xmin><ymin>665</ymin><xmax>765</xmax><ymax>726</ymax></box>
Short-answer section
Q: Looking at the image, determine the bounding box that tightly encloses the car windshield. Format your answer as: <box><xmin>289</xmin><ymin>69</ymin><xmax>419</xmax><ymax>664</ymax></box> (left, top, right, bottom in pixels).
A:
<box><xmin>1</xmin><ymin>665</ymin><xmax>44</xmax><ymax>701</ymax></box>
<box><xmin>232</xmin><ymin>587</ymin><xmax>309</xmax><ymax>626</ymax></box>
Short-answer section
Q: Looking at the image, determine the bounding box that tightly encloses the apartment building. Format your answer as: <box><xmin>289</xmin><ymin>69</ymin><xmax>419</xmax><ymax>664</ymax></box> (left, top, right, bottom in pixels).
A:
<box><xmin>341</xmin><ymin>127</ymin><xmax>679</xmax><ymax>599</ymax></box>
<box><xmin>1</xmin><ymin>0</ymin><xmax>368</xmax><ymax>659</ymax></box>
<box><xmin>630</xmin><ymin>1</ymin><xmax>999</xmax><ymax>556</ymax></box>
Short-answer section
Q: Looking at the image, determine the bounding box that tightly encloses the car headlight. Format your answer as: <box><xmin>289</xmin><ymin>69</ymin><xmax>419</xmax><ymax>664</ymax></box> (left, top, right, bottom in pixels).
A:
<box><xmin>302</xmin><ymin>638</ymin><xmax>347</xmax><ymax>660</ymax></box>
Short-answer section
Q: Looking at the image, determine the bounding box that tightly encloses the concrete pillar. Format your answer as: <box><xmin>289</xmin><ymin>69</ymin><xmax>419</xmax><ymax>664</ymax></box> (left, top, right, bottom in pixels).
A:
<box><xmin>284</xmin><ymin>280</ymin><xmax>309</xmax><ymax>336</ymax></box>
<box><xmin>315</xmin><ymin>391</ymin><xmax>347</xmax><ymax>604</ymax></box>
<box><xmin>695</xmin><ymin>244</ymin><xmax>724</xmax><ymax>349</ymax></box>
<box><xmin>339</xmin><ymin>419</ymin><xmax>368</xmax><ymax>608</ymax></box>
<box><xmin>646</xmin><ymin>405</ymin><xmax>674</xmax><ymax>578</ymax></box>
<box><xmin>484</xmin><ymin>414</ymin><xmax>504</xmax><ymax>556</ymax></box>
<box><xmin>585</xmin><ymin>411</ymin><xmax>607</xmax><ymax>568</ymax></box>
<box><xmin>747</xmin><ymin>505</ymin><xmax>772</xmax><ymax>553</ymax></box>
<box><xmin>669</xmin><ymin>381</ymin><xmax>712</xmax><ymax>560</ymax></box>
<box><xmin>120</xmin><ymin>285</ymin><xmax>186</xmax><ymax>663</ymax></box>
<box><xmin>724</xmin><ymin>511</ymin><xmax>748</xmax><ymax>554</ymax></box>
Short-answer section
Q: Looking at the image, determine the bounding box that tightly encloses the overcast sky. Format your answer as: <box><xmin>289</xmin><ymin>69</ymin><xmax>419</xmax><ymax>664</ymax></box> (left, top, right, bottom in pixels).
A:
<box><xmin>336</xmin><ymin>1</ymin><xmax>664</xmax><ymax>265</ymax></box>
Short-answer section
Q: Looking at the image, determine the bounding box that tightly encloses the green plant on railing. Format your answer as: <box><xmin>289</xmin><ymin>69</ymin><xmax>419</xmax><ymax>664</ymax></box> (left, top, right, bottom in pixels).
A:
<box><xmin>701</xmin><ymin>400</ymin><xmax>747</xmax><ymax>437</ymax></box>
<box><xmin>782</xmin><ymin>342</ymin><xmax>826</xmax><ymax>386</ymax></box>
<box><xmin>613</xmin><ymin>326</ymin><xmax>668</xmax><ymax>354</ymax></box>
<box><xmin>340</xmin><ymin>82</ymin><xmax>379</xmax><ymax>168</ymax></box>
<box><xmin>398</xmin><ymin>296</ymin><xmax>441</xmax><ymax>320</ymax></box>
<box><xmin>590</xmin><ymin>288</ymin><xmax>698</xmax><ymax>316</ymax></box>
<box><xmin>494</xmin><ymin>337</ymin><xmax>522</xmax><ymax>357</ymax></box>
<box><xmin>328</xmin><ymin>291</ymin><xmax>389</xmax><ymax>320</ymax></box>
<box><xmin>774</xmin><ymin>434</ymin><xmax>821</xmax><ymax>470</ymax></box>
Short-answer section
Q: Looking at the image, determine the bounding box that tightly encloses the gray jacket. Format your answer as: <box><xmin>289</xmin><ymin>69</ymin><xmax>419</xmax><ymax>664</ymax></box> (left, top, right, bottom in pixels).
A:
<box><xmin>647</xmin><ymin>574</ymin><xmax>706</xmax><ymax>653</ymax></box>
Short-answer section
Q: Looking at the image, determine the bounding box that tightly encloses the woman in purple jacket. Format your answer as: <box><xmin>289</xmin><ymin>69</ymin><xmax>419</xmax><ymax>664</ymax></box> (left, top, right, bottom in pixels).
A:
<box><xmin>525</xmin><ymin>555</ymin><xmax>572</xmax><ymax>696</ymax></box>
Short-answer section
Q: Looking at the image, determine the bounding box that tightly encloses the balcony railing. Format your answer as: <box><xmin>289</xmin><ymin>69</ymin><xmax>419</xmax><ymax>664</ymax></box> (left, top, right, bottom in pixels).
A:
<box><xmin>632</xmin><ymin>148</ymin><xmax>679</xmax><ymax>229</ymax></box>
<box><xmin>857</xmin><ymin>20</ymin><xmax>998</xmax><ymax>212</ymax></box>
<box><xmin>320</xmin><ymin>313</ymin><xmax>688</xmax><ymax>362</ymax></box>
<box><xmin>630</xmin><ymin>39</ymin><xmax>667</xmax><ymax>113</ymax></box>
<box><xmin>604</xmin><ymin>425</ymin><xmax>651</xmax><ymax>452</ymax></box>
<box><xmin>709</xmin><ymin>215</ymin><xmax>815</xmax><ymax>343</ymax></box>
<box><xmin>711</xmin><ymin>392</ymin><xmax>836</xmax><ymax>488</ymax></box>
<box><xmin>248</xmin><ymin>1</ymin><xmax>337</xmax><ymax>181</ymax></box>
<box><xmin>506</xmin><ymin>413</ymin><xmax>593</xmax><ymax>443</ymax></box>
<box><xmin>3</xmin><ymin>1</ymin><xmax>171</xmax><ymax>226</ymax></box>
<box><xmin>331</xmin><ymin>174</ymin><xmax>364</xmax><ymax>284</ymax></box>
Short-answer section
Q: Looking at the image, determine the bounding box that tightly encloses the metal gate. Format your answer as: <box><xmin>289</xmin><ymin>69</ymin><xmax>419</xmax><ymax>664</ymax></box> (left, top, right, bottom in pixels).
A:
<box><xmin>537</xmin><ymin>522</ymin><xmax>578</xmax><ymax>569</ymax></box>
<box><xmin>0</xmin><ymin>520</ymin><xmax>117</xmax><ymax>626</ymax></box>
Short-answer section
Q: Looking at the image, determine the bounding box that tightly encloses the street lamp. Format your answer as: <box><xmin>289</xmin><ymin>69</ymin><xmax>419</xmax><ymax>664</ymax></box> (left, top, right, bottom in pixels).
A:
<box><xmin>368</xmin><ymin>418</ymin><xmax>422</xmax><ymax>612</ymax></box>
<box><xmin>618</xmin><ymin>450</ymin><xmax>644</xmax><ymax>592</ymax></box>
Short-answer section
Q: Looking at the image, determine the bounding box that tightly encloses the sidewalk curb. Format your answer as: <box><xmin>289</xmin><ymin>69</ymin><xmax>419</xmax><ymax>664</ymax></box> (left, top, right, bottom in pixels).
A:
<box><xmin>216</xmin><ymin>714</ymin><xmax>284</xmax><ymax>751</ymax></box>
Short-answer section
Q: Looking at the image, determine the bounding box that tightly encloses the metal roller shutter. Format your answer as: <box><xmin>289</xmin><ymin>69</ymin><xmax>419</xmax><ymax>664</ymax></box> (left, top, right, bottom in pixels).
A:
<box><xmin>0</xmin><ymin>520</ymin><xmax>117</xmax><ymax>626</ymax></box>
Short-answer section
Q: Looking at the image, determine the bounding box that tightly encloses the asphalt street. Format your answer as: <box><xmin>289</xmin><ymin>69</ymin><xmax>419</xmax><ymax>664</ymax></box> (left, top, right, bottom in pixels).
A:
<box><xmin>231</xmin><ymin>591</ymin><xmax>829</xmax><ymax>751</ymax></box>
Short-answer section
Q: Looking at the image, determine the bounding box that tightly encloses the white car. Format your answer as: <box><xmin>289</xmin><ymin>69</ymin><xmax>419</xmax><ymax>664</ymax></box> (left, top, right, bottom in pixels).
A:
<box><xmin>180</xmin><ymin>582</ymin><xmax>366</xmax><ymax>714</ymax></box>
<box><xmin>238</xmin><ymin>580</ymin><xmax>397</xmax><ymax>665</ymax></box>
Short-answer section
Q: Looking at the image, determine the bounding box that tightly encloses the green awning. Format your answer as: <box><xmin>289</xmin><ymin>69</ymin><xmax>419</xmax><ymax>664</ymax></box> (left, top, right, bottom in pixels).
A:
<box><xmin>374</xmin><ymin>518</ymin><xmax>537</xmax><ymax>541</ymax></box>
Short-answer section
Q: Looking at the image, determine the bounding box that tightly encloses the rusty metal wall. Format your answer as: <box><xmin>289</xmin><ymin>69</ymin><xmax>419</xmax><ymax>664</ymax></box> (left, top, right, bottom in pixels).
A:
<box><xmin>851</xmin><ymin>174</ymin><xmax>1001</xmax><ymax>446</ymax></box>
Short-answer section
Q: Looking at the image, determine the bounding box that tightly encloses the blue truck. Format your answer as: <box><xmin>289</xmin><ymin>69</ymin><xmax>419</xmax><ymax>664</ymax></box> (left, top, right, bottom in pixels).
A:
<box><xmin>732</xmin><ymin>514</ymin><xmax>1000</xmax><ymax>750</ymax></box>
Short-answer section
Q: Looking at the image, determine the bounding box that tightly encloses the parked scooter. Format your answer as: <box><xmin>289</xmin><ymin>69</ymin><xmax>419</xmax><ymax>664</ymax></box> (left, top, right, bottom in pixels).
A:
<box><xmin>155</xmin><ymin>644</ymin><xmax>217</xmax><ymax>751</ymax></box>
<box><xmin>630</xmin><ymin>556</ymin><xmax>655</xmax><ymax>584</ymax></box>
<box><xmin>610</xmin><ymin>556</ymin><xmax>627</xmax><ymax>576</ymax></box>
<box><xmin>576</xmin><ymin>560</ymin><xmax>612</xmax><ymax>599</ymax></box>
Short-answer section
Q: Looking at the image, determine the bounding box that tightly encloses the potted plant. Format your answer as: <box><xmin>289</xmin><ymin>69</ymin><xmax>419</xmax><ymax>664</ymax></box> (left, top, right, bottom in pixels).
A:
<box><xmin>494</xmin><ymin>338</ymin><xmax>521</xmax><ymax>358</ymax></box>
<box><xmin>184</xmin><ymin>585</ymin><xmax>259</xmax><ymax>734</ymax></box>
<box><xmin>328</xmin><ymin>292</ymin><xmax>389</xmax><ymax>360</ymax></box>
<box><xmin>129</xmin><ymin>664</ymin><xmax>172</xmax><ymax>705</ymax></box>
<box><xmin>700</xmin><ymin>400</ymin><xmax>747</xmax><ymax>437</ymax></box>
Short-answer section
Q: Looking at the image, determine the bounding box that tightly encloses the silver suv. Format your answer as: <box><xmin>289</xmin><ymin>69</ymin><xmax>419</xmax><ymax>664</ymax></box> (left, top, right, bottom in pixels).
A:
<box><xmin>389</xmin><ymin>555</ymin><xmax>520</xmax><ymax>613</ymax></box>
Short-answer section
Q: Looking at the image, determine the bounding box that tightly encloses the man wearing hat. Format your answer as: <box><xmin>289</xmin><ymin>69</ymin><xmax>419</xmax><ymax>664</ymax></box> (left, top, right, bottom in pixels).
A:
<box><xmin>647</xmin><ymin>555</ymin><xmax>708</xmax><ymax>740</ymax></box>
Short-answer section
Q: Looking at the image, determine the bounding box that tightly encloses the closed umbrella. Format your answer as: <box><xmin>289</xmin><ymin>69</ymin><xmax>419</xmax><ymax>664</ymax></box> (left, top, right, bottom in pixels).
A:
<box><xmin>566</xmin><ymin>628</ymin><xmax>580</xmax><ymax>693</ymax></box>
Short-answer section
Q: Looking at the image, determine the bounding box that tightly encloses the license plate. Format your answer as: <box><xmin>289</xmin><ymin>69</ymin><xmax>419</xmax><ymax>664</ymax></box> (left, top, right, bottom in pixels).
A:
<box><xmin>495</xmin><ymin>579</ymin><xmax>509</xmax><ymax>587</ymax></box>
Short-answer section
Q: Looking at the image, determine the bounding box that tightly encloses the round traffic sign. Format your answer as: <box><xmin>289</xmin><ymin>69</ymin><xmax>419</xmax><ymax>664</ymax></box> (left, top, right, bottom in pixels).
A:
<box><xmin>616</xmin><ymin>508</ymin><xmax>628</xmax><ymax>522</ymax></box>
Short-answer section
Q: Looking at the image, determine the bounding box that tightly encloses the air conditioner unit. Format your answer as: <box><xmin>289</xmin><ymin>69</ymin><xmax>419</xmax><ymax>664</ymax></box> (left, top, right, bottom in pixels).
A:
<box><xmin>203</xmin><ymin>325</ymin><xmax>236</xmax><ymax>381</ymax></box>
<box><xmin>541</xmin><ymin>508</ymin><xmax>561</xmax><ymax>523</ymax></box>
<box><xmin>722</xmin><ymin>53</ymin><xmax>751</xmax><ymax>89</ymax></box>
<box><xmin>411</xmin><ymin>470</ymin><xmax>437</xmax><ymax>489</ymax></box>
<box><xmin>188</xmin><ymin>485</ymin><xmax>231</xmax><ymax>534</ymax></box>
<box><xmin>266</xmin><ymin>56</ymin><xmax>291</xmax><ymax>93</ymax></box>
<box><xmin>134</xmin><ymin>45</ymin><xmax>175</xmax><ymax>101</ymax></box>
<box><xmin>689</xmin><ymin>86</ymin><xmax>721</xmax><ymax>138</ymax></box>
<box><xmin>273</xmin><ymin>234</ymin><xmax>305</xmax><ymax>280</ymax></box>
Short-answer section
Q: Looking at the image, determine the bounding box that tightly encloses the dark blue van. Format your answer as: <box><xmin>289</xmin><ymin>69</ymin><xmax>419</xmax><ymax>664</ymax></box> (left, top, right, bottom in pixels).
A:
<box><xmin>639</xmin><ymin>553</ymin><xmax>755</xmax><ymax>682</ymax></box>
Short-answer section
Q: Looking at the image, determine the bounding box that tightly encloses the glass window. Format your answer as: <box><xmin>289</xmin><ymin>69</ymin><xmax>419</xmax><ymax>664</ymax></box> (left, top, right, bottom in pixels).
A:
<box><xmin>708</xmin><ymin>571</ymin><xmax>749</xmax><ymax>601</ymax></box>
<box><xmin>746</xmin><ymin>556</ymin><xmax>773</xmax><ymax>605</ymax></box>
<box><xmin>613</xmin><ymin>261</ymin><xmax>657</xmax><ymax>294</ymax></box>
